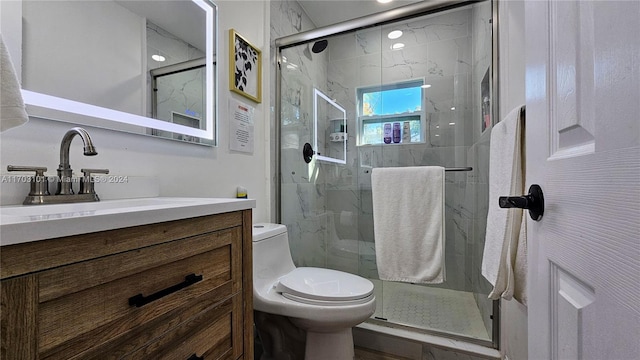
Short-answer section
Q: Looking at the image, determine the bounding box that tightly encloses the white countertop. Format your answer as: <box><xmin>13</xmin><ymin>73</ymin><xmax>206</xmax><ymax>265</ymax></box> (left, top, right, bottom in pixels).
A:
<box><xmin>0</xmin><ymin>197</ymin><xmax>256</xmax><ymax>246</ymax></box>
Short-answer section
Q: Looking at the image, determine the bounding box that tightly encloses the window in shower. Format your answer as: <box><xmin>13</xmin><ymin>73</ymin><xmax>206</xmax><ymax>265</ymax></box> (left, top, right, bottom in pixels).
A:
<box><xmin>357</xmin><ymin>79</ymin><xmax>425</xmax><ymax>145</ymax></box>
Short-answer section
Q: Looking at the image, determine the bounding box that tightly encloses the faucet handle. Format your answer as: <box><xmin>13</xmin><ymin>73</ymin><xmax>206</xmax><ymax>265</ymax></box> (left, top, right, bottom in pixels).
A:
<box><xmin>7</xmin><ymin>165</ymin><xmax>47</xmax><ymax>175</ymax></box>
<box><xmin>7</xmin><ymin>165</ymin><xmax>50</xmax><ymax>196</ymax></box>
<box><xmin>81</xmin><ymin>168</ymin><xmax>110</xmax><ymax>175</ymax></box>
<box><xmin>80</xmin><ymin>168</ymin><xmax>109</xmax><ymax>195</ymax></box>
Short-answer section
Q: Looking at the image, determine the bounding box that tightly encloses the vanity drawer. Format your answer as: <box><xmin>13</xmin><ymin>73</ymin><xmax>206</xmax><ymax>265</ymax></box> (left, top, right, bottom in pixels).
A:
<box><xmin>37</xmin><ymin>227</ymin><xmax>242</xmax><ymax>359</ymax></box>
<box><xmin>1</xmin><ymin>211</ymin><xmax>243</xmax><ymax>279</ymax></box>
<box><xmin>124</xmin><ymin>296</ymin><xmax>241</xmax><ymax>360</ymax></box>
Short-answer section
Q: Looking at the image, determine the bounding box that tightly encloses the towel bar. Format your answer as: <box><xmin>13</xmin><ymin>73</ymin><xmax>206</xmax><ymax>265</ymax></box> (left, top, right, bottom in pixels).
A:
<box><xmin>362</xmin><ymin>167</ymin><xmax>472</xmax><ymax>174</ymax></box>
<box><xmin>444</xmin><ymin>167</ymin><xmax>473</xmax><ymax>172</ymax></box>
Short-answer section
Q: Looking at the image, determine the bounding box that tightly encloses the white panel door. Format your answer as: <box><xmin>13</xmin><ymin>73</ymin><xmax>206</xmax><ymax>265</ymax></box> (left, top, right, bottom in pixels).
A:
<box><xmin>525</xmin><ymin>1</ymin><xmax>640</xmax><ymax>359</ymax></box>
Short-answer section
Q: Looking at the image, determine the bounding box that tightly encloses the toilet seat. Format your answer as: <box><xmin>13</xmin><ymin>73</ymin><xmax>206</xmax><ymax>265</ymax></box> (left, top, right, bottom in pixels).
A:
<box><xmin>274</xmin><ymin>267</ymin><xmax>374</xmax><ymax>306</ymax></box>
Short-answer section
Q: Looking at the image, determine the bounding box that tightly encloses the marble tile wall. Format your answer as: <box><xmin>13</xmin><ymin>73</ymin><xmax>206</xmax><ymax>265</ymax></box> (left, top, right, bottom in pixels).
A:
<box><xmin>271</xmin><ymin>0</ymin><xmax>316</xmax><ymax>224</ymax></box>
<box><xmin>271</xmin><ymin>0</ymin><xmax>333</xmax><ymax>267</ymax></box>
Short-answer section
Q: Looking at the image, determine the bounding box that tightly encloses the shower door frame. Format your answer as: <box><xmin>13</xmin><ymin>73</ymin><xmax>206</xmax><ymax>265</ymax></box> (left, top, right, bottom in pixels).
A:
<box><xmin>274</xmin><ymin>0</ymin><xmax>501</xmax><ymax>349</ymax></box>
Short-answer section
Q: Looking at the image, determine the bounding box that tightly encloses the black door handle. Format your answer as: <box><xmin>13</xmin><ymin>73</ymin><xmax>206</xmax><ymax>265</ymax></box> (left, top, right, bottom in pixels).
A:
<box><xmin>303</xmin><ymin>142</ymin><xmax>315</xmax><ymax>163</ymax></box>
<box><xmin>499</xmin><ymin>184</ymin><xmax>544</xmax><ymax>221</ymax></box>
<box><xmin>129</xmin><ymin>273</ymin><xmax>203</xmax><ymax>308</ymax></box>
<box><xmin>187</xmin><ymin>354</ymin><xmax>203</xmax><ymax>360</ymax></box>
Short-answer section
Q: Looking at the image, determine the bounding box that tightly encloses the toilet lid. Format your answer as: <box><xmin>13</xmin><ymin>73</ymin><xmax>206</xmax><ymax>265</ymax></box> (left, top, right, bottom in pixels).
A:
<box><xmin>274</xmin><ymin>267</ymin><xmax>374</xmax><ymax>304</ymax></box>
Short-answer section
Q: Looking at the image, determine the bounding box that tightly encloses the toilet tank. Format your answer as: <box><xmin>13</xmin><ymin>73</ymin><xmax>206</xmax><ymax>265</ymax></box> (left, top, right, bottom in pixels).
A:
<box><xmin>252</xmin><ymin>223</ymin><xmax>296</xmax><ymax>284</ymax></box>
<box><xmin>252</xmin><ymin>223</ymin><xmax>287</xmax><ymax>242</ymax></box>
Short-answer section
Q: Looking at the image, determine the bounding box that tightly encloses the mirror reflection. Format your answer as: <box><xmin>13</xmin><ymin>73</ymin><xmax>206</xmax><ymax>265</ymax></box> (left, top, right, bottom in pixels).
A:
<box><xmin>151</xmin><ymin>58</ymin><xmax>207</xmax><ymax>143</ymax></box>
<box><xmin>12</xmin><ymin>0</ymin><xmax>216</xmax><ymax>144</ymax></box>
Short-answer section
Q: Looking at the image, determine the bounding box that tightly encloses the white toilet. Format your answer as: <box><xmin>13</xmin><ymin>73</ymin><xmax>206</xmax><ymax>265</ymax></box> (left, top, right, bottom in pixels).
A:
<box><xmin>252</xmin><ymin>223</ymin><xmax>376</xmax><ymax>360</ymax></box>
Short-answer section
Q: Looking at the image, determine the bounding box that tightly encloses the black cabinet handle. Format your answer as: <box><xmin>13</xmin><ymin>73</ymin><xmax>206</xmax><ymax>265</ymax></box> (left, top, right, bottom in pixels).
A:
<box><xmin>129</xmin><ymin>273</ymin><xmax>203</xmax><ymax>308</ymax></box>
<box><xmin>499</xmin><ymin>184</ymin><xmax>545</xmax><ymax>221</ymax></box>
<box><xmin>187</xmin><ymin>354</ymin><xmax>203</xmax><ymax>360</ymax></box>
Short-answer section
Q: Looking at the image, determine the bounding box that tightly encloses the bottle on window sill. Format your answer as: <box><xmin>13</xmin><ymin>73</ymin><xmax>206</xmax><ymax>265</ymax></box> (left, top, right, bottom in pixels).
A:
<box><xmin>383</xmin><ymin>123</ymin><xmax>392</xmax><ymax>144</ymax></box>
<box><xmin>392</xmin><ymin>122</ymin><xmax>401</xmax><ymax>143</ymax></box>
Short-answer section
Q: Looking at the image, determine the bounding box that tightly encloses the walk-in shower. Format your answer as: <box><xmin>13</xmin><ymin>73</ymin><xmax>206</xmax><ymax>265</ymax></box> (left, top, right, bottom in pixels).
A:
<box><xmin>275</xmin><ymin>0</ymin><xmax>498</xmax><ymax>349</ymax></box>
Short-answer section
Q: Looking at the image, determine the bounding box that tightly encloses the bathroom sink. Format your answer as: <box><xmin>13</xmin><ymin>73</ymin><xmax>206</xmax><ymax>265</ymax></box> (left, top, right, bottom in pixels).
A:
<box><xmin>2</xmin><ymin>197</ymin><xmax>208</xmax><ymax>219</ymax></box>
<box><xmin>0</xmin><ymin>197</ymin><xmax>255</xmax><ymax>246</ymax></box>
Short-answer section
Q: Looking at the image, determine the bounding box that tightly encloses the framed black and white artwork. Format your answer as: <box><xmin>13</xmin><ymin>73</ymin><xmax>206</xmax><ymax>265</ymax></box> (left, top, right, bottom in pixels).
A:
<box><xmin>229</xmin><ymin>29</ymin><xmax>262</xmax><ymax>103</ymax></box>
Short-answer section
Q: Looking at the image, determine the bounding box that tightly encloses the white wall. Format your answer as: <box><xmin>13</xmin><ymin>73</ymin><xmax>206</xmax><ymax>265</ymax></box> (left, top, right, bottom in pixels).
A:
<box><xmin>498</xmin><ymin>1</ymin><xmax>528</xmax><ymax>360</ymax></box>
<box><xmin>0</xmin><ymin>0</ymin><xmax>272</xmax><ymax>223</ymax></box>
<box><xmin>21</xmin><ymin>1</ymin><xmax>145</xmax><ymax>115</ymax></box>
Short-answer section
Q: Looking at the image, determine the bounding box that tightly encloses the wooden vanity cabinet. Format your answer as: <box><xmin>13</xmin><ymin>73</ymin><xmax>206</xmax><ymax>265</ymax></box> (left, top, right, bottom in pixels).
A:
<box><xmin>1</xmin><ymin>210</ymin><xmax>253</xmax><ymax>360</ymax></box>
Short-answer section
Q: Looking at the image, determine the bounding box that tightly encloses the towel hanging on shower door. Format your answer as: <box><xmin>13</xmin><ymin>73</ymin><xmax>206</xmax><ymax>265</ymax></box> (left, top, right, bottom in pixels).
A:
<box><xmin>372</xmin><ymin>166</ymin><xmax>446</xmax><ymax>284</ymax></box>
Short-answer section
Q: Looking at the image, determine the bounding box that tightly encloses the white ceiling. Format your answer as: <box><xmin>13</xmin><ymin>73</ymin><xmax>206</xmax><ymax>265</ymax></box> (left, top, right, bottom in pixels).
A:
<box><xmin>297</xmin><ymin>0</ymin><xmax>425</xmax><ymax>28</ymax></box>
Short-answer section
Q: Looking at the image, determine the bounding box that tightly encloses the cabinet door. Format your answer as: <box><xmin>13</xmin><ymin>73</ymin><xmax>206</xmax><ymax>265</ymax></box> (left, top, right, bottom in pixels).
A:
<box><xmin>1</xmin><ymin>275</ymin><xmax>38</xmax><ymax>359</ymax></box>
<box><xmin>124</xmin><ymin>296</ymin><xmax>245</xmax><ymax>360</ymax></box>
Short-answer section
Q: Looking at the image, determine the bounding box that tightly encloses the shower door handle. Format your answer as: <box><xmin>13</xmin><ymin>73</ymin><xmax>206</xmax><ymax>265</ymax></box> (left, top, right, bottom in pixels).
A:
<box><xmin>499</xmin><ymin>184</ymin><xmax>545</xmax><ymax>221</ymax></box>
<box><xmin>303</xmin><ymin>143</ymin><xmax>315</xmax><ymax>163</ymax></box>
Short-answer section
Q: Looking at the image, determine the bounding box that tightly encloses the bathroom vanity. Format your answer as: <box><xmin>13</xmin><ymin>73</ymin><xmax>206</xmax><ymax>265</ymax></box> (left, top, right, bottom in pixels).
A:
<box><xmin>0</xmin><ymin>198</ymin><xmax>254</xmax><ymax>360</ymax></box>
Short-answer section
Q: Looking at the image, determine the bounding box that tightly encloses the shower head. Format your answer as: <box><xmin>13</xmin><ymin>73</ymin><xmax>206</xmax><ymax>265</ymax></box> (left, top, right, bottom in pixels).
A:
<box><xmin>312</xmin><ymin>39</ymin><xmax>328</xmax><ymax>53</ymax></box>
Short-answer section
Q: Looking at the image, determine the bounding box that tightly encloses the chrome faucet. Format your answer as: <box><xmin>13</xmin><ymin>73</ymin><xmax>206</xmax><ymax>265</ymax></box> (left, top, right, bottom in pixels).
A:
<box><xmin>56</xmin><ymin>127</ymin><xmax>98</xmax><ymax>195</ymax></box>
<box><xmin>7</xmin><ymin>127</ymin><xmax>109</xmax><ymax>205</ymax></box>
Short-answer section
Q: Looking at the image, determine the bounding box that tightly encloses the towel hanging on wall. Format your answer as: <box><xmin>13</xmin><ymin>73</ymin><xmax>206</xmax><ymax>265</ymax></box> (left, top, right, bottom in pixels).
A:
<box><xmin>0</xmin><ymin>35</ymin><xmax>29</xmax><ymax>133</ymax></box>
<box><xmin>372</xmin><ymin>166</ymin><xmax>446</xmax><ymax>284</ymax></box>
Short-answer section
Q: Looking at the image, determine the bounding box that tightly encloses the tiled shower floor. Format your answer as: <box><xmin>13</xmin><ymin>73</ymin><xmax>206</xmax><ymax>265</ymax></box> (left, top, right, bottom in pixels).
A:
<box><xmin>370</xmin><ymin>279</ymin><xmax>490</xmax><ymax>341</ymax></box>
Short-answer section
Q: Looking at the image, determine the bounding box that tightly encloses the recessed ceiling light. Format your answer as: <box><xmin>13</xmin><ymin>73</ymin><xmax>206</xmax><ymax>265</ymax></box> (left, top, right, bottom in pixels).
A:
<box><xmin>151</xmin><ymin>54</ymin><xmax>166</xmax><ymax>62</ymax></box>
<box><xmin>391</xmin><ymin>43</ymin><xmax>405</xmax><ymax>50</ymax></box>
<box><xmin>421</xmin><ymin>84</ymin><xmax>432</xmax><ymax>88</ymax></box>
<box><xmin>450</xmin><ymin>107</ymin><xmax>456</xmax><ymax>111</ymax></box>
<box><xmin>436</xmin><ymin>125</ymin><xmax>440</xmax><ymax>129</ymax></box>
<box><xmin>449</xmin><ymin>122</ymin><xmax>456</xmax><ymax>126</ymax></box>
<box><xmin>377</xmin><ymin>0</ymin><xmax>393</xmax><ymax>3</ymax></box>
<box><xmin>387</xmin><ymin>30</ymin><xmax>403</xmax><ymax>39</ymax></box>
<box><xmin>435</xmin><ymin>134</ymin><xmax>440</xmax><ymax>137</ymax></box>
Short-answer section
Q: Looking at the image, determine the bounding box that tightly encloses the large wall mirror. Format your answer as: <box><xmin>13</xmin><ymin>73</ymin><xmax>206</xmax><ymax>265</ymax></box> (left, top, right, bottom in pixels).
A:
<box><xmin>2</xmin><ymin>0</ymin><xmax>217</xmax><ymax>145</ymax></box>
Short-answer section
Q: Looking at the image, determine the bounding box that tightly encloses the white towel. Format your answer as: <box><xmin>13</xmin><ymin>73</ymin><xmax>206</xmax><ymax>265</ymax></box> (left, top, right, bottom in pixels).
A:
<box><xmin>1</xmin><ymin>35</ymin><xmax>29</xmax><ymax>133</ymax></box>
<box><xmin>482</xmin><ymin>105</ymin><xmax>527</xmax><ymax>304</ymax></box>
<box><xmin>372</xmin><ymin>166</ymin><xmax>445</xmax><ymax>284</ymax></box>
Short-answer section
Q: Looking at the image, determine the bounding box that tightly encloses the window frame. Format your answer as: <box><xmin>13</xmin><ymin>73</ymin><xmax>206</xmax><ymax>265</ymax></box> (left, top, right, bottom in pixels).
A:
<box><xmin>356</xmin><ymin>78</ymin><xmax>427</xmax><ymax>146</ymax></box>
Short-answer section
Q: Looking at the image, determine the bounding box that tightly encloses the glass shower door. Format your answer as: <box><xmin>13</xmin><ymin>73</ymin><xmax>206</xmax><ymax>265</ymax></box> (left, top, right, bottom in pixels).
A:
<box><xmin>278</xmin><ymin>0</ymin><xmax>495</xmax><ymax>345</ymax></box>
